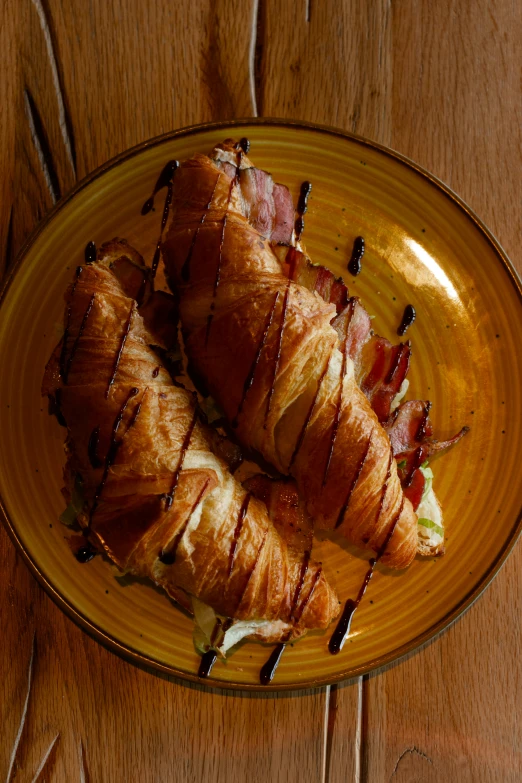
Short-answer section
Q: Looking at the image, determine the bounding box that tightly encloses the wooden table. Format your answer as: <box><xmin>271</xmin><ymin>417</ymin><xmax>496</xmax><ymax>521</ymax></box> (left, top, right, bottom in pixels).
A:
<box><xmin>2</xmin><ymin>2</ymin><xmax>520</xmax><ymax>780</ymax></box>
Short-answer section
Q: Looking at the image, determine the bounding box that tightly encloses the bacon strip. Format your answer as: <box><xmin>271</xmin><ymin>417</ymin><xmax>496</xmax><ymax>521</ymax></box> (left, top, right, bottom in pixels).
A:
<box><xmin>386</xmin><ymin>400</ymin><xmax>469</xmax><ymax>509</ymax></box>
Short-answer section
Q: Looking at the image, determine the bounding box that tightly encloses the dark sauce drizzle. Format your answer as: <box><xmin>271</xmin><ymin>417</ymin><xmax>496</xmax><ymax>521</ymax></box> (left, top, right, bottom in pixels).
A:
<box><xmin>88</xmin><ymin>427</ymin><xmax>103</xmax><ymax>468</ymax></box>
<box><xmin>228</xmin><ymin>493</ymin><xmax>252</xmax><ymax>576</ymax></box>
<box><xmin>163</xmin><ymin>406</ymin><xmax>199</xmax><ymax>511</ymax></box>
<box><xmin>348</xmin><ymin>236</ymin><xmax>365</xmax><ymax>276</ymax></box>
<box><xmin>238</xmin><ymin>137</ymin><xmax>250</xmax><ymax>154</ymax></box>
<box><xmin>138</xmin><ymin>160</ymin><xmax>179</xmax><ymax>302</ymax></box>
<box><xmin>105</xmin><ymin>302</ymin><xmax>135</xmax><ymax>398</ymax></box>
<box><xmin>181</xmin><ymin>174</ymin><xmax>222</xmax><ymax>282</ymax></box>
<box><xmin>375</xmin><ymin>450</ymin><xmax>393</xmax><ymax>526</ymax></box>
<box><xmin>141</xmin><ymin>160</ymin><xmax>179</xmax><ymax>216</ymax></box>
<box><xmin>232</xmin><ymin>291</ymin><xmax>280</xmax><ymax>428</ymax></box>
<box><xmin>198</xmin><ymin>619</ymin><xmax>234</xmax><ymax>679</ymax></box>
<box><xmin>397</xmin><ymin>304</ymin><xmax>416</xmax><ymax>336</ymax></box>
<box><xmin>234</xmin><ymin>529</ymin><xmax>268</xmax><ymax>615</ymax></box>
<box><xmin>288</xmin><ymin>356</ymin><xmax>331</xmax><ymax>469</ymax></box>
<box><xmin>59</xmin><ymin>265</ymin><xmax>83</xmax><ymax>381</ymax></box>
<box><xmin>88</xmin><ymin>387</ymin><xmax>140</xmax><ymax>529</ymax></box>
<box><xmin>329</xmin><ymin>498</ymin><xmax>405</xmax><ymax>654</ymax></box>
<box><xmin>260</xmin><ymin>551</ymin><xmax>318</xmax><ymax>685</ymax></box>
<box><xmin>205</xmin><ymin>176</ymin><xmax>236</xmax><ymax>343</ymax></box>
<box><xmin>322</xmin><ymin>312</ymin><xmax>352</xmax><ymax>486</ymax></box>
<box><xmin>63</xmin><ymin>293</ymin><xmax>95</xmax><ymax>383</ymax></box>
<box><xmin>84</xmin><ymin>241</ymin><xmax>96</xmax><ymax>264</ymax></box>
<box><xmin>264</xmin><ymin>280</ymin><xmax>291</xmax><ymax>427</ymax></box>
<box><xmin>49</xmin><ymin>388</ymin><xmax>67</xmax><ymax>426</ymax></box>
<box><xmin>159</xmin><ymin>476</ymin><xmax>210</xmax><ymax>565</ymax></box>
<box><xmin>198</xmin><ymin>649</ymin><xmax>218</xmax><ymax>678</ymax></box>
<box><xmin>335</xmin><ymin>429</ymin><xmax>373</xmax><ymax>529</ymax></box>
<box><xmin>75</xmin><ymin>545</ymin><xmax>97</xmax><ymax>563</ymax></box>
<box><xmin>294</xmin><ymin>181</ymin><xmax>312</xmax><ymax>241</ymax></box>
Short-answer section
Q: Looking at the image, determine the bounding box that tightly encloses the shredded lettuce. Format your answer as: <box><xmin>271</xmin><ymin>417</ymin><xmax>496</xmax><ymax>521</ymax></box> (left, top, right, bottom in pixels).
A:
<box><xmin>59</xmin><ymin>474</ymin><xmax>85</xmax><ymax>526</ymax></box>
<box><xmin>416</xmin><ymin>466</ymin><xmax>444</xmax><ymax>548</ymax></box>
<box><xmin>418</xmin><ymin>517</ymin><xmax>444</xmax><ymax>537</ymax></box>
<box><xmin>390</xmin><ymin>378</ymin><xmax>410</xmax><ymax>412</ymax></box>
<box><xmin>199</xmin><ymin>396</ymin><xmax>225</xmax><ymax>424</ymax></box>
<box><xmin>419</xmin><ymin>464</ymin><xmax>433</xmax><ymax>503</ymax></box>
<box><xmin>191</xmin><ymin>596</ymin><xmax>277</xmax><ymax>657</ymax></box>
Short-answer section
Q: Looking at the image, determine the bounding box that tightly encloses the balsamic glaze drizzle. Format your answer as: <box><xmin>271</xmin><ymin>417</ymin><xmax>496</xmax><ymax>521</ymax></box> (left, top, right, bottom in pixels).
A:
<box><xmin>264</xmin><ymin>279</ymin><xmax>291</xmax><ymax>427</ymax></box>
<box><xmin>198</xmin><ymin>649</ymin><xmax>218</xmax><ymax>678</ymax></box>
<box><xmin>75</xmin><ymin>545</ymin><xmax>97</xmax><ymax>563</ymax></box>
<box><xmin>259</xmin><ymin>550</ymin><xmax>313</xmax><ymax>685</ymax></box>
<box><xmin>335</xmin><ymin>429</ymin><xmax>373</xmax><ymax>529</ymax></box>
<box><xmin>397</xmin><ymin>304</ymin><xmax>416</xmax><ymax>336</ymax></box>
<box><xmin>322</xmin><ymin>312</ymin><xmax>351</xmax><ymax>486</ymax></box>
<box><xmin>105</xmin><ymin>302</ymin><xmax>135</xmax><ymax>398</ymax></box>
<box><xmin>288</xmin><ymin>356</ymin><xmax>331</xmax><ymax>469</ymax></box>
<box><xmin>84</xmin><ymin>241</ymin><xmax>96</xmax><ymax>264</ymax></box>
<box><xmin>234</xmin><ymin>529</ymin><xmax>268</xmax><ymax>615</ymax></box>
<box><xmin>238</xmin><ymin>137</ymin><xmax>250</xmax><ymax>154</ymax></box>
<box><xmin>141</xmin><ymin>160</ymin><xmax>179</xmax><ymax>215</ymax></box>
<box><xmin>88</xmin><ymin>386</ymin><xmax>140</xmax><ymax>528</ymax></box>
<box><xmin>294</xmin><ymin>181</ymin><xmax>312</xmax><ymax>241</ymax></box>
<box><xmin>348</xmin><ymin>236</ymin><xmax>365</xmax><ymax>276</ymax></box>
<box><xmin>232</xmin><ymin>291</ymin><xmax>280</xmax><ymax>428</ymax></box>
<box><xmin>329</xmin><ymin>499</ymin><xmax>405</xmax><ymax>654</ymax></box>
<box><xmin>159</xmin><ymin>476</ymin><xmax>211</xmax><ymax>565</ymax></box>
<box><xmin>63</xmin><ymin>293</ymin><xmax>95</xmax><ymax>383</ymax></box>
<box><xmin>228</xmin><ymin>493</ymin><xmax>251</xmax><ymax>576</ymax></box>
<box><xmin>260</xmin><ymin>643</ymin><xmax>286</xmax><ymax>686</ymax></box>
<box><xmin>164</xmin><ymin>407</ymin><xmax>199</xmax><ymax>511</ymax></box>
<box><xmin>59</xmin><ymin>265</ymin><xmax>82</xmax><ymax>381</ymax></box>
<box><xmin>198</xmin><ymin>619</ymin><xmax>233</xmax><ymax>679</ymax></box>
<box><xmin>88</xmin><ymin>426</ymin><xmax>103</xmax><ymax>468</ymax></box>
<box><xmin>181</xmin><ymin>174</ymin><xmax>222</xmax><ymax>282</ymax></box>
<box><xmin>205</xmin><ymin>176</ymin><xmax>235</xmax><ymax>344</ymax></box>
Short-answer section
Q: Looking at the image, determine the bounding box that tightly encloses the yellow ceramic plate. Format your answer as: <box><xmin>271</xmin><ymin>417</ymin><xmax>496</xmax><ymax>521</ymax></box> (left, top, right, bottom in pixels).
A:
<box><xmin>1</xmin><ymin>120</ymin><xmax>521</xmax><ymax>691</ymax></box>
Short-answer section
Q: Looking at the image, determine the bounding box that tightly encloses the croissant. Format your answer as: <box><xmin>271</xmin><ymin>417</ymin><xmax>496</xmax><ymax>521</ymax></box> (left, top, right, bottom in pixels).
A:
<box><xmin>163</xmin><ymin>142</ymin><xmax>420</xmax><ymax>569</ymax></box>
<box><xmin>42</xmin><ymin>239</ymin><xmax>339</xmax><ymax>650</ymax></box>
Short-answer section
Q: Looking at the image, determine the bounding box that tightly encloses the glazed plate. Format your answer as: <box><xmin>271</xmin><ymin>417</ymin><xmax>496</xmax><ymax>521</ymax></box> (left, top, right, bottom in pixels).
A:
<box><xmin>1</xmin><ymin>120</ymin><xmax>521</xmax><ymax>690</ymax></box>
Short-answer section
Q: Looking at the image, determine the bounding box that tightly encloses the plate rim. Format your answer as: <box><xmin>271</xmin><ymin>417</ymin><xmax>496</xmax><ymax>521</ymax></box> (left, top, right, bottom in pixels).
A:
<box><xmin>1</xmin><ymin>117</ymin><xmax>521</xmax><ymax>692</ymax></box>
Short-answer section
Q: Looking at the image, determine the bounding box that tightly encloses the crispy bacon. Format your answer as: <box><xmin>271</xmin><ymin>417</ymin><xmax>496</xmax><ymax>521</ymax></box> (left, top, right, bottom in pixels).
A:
<box><xmin>271</xmin><ymin>183</ymin><xmax>294</xmax><ymax>244</ymax></box>
<box><xmin>386</xmin><ymin>400</ymin><xmax>469</xmax><ymax>458</ymax></box>
<box><xmin>386</xmin><ymin>401</ymin><xmax>469</xmax><ymax>509</ymax></box>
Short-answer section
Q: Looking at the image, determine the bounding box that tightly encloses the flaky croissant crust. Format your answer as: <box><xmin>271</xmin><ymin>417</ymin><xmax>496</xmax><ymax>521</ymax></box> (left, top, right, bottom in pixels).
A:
<box><xmin>43</xmin><ymin>241</ymin><xmax>339</xmax><ymax>641</ymax></box>
<box><xmin>163</xmin><ymin>147</ymin><xmax>419</xmax><ymax>569</ymax></box>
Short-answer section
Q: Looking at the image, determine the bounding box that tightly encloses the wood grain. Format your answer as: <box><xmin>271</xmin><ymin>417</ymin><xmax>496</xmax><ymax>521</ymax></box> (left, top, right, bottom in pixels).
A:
<box><xmin>2</xmin><ymin>0</ymin><xmax>520</xmax><ymax>780</ymax></box>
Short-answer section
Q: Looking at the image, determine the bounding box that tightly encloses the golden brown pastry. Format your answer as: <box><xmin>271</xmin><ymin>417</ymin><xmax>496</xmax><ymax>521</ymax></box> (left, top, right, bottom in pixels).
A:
<box><xmin>162</xmin><ymin>143</ymin><xmax>419</xmax><ymax>569</ymax></box>
<box><xmin>42</xmin><ymin>240</ymin><xmax>339</xmax><ymax>646</ymax></box>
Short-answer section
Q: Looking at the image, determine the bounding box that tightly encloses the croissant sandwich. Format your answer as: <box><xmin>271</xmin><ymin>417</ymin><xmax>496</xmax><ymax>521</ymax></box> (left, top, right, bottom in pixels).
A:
<box><xmin>42</xmin><ymin>239</ymin><xmax>340</xmax><ymax>661</ymax></box>
<box><xmin>162</xmin><ymin>140</ymin><xmax>468</xmax><ymax>570</ymax></box>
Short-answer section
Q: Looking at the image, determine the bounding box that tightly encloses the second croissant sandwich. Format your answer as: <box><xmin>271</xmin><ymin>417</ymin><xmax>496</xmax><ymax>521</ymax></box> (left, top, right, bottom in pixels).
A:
<box><xmin>42</xmin><ymin>240</ymin><xmax>339</xmax><ymax>659</ymax></box>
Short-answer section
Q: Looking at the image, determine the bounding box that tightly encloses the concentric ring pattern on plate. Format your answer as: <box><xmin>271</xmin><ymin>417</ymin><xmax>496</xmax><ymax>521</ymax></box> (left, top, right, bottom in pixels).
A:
<box><xmin>1</xmin><ymin>120</ymin><xmax>521</xmax><ymax>690</ymax></box>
